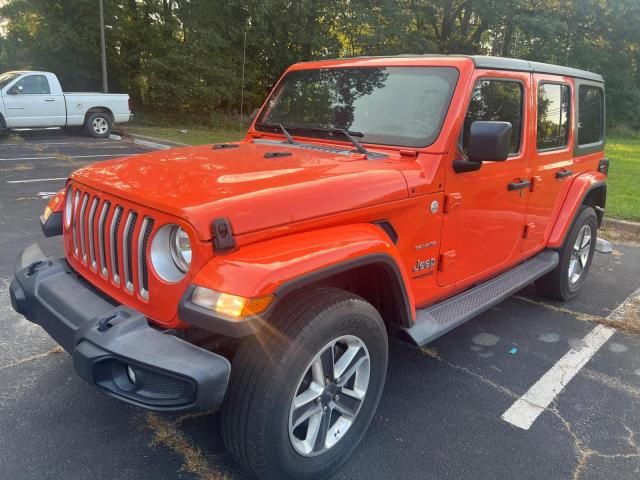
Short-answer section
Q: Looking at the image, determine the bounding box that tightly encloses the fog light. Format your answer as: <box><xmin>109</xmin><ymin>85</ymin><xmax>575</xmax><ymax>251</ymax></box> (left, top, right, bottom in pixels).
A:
<box><xmin>126</xmin><ymin>364</ymin><xmax>137</xmax><ymax>385</ymax></box>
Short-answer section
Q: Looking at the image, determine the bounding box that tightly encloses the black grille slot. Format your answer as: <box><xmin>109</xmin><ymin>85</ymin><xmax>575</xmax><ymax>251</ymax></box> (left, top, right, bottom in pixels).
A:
<box><xmin>111</xmin><ymin>207</ymin><xmax>123</xmax><ymax>278</ymax></box>
<box><xmin>98</xmin><ymin>201</ymin><xmax>111</xmax><ymax>276</ymax></box>
<box><xmin>126</xmin><ymin>212</ymin><xmax>138</xmax><ymax>288</ymax></box>
<box><xmin>141</xmin><ymin>219</ymin><xmax>154</xmax><ymax>293</ymax></box>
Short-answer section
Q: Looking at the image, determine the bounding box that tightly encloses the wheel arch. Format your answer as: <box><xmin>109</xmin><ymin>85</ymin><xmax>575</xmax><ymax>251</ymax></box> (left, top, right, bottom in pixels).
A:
<box><xmin>273</xmin><ymin>254</ymin><xmax>414</xmax><ymax>329</ymax></box>
<box><xmin>84</xmin><ymin>107</ymin><xmax>114</xmax><ymax>124</ymax></box>
<box><xmin>547</xmin><ymin>172</ymin><xmax>607</xmax><ymax>249</ymax></box>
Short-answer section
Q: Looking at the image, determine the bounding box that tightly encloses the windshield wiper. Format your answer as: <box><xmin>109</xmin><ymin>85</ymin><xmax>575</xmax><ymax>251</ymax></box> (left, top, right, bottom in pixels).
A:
<box><xmin>256</xmin><ymin>122</ymin><xmax>369</xmax><ymax>155</ymax></box>
<box><xmin>288</xmin><ymin>125</ymin><xmax>368</xmax><ymax>154</ymax></box>
<box><xmin>255</xmin><ymin>122</ymin><xmax>297</xmax><ymax>144</ymax></box>
<box><xmin>319</xmin><ymin>127</ymin><xmax>369</xmax><ymax>155</ymax></box>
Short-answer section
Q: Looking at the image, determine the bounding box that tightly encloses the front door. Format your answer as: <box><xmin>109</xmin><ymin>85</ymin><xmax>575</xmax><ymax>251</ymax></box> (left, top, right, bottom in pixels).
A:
<box><xmin>3</xmin><ymin>74</ymin><xmax>66</xmax><ymax>128</ymax></box>
<box><xmin>437</xmin><ymin>72</ymin><xmax>531</xmax><ymax>287</ymax></box>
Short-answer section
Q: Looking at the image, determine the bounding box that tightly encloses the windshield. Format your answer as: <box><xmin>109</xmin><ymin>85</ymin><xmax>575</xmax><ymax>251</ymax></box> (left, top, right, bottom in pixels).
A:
<box><xmin>0</xmin><ymin>72</ymin><xmax>20</xmax><ymax>90</ymax></box>
<box><xmin>256</xmin><ymin>66</ymin><xmax>459</xmax><ymax>148</ymax></box>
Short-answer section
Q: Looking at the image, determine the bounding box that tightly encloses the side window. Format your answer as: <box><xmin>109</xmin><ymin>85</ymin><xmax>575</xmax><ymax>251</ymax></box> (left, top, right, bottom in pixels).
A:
<box><xmin>578</xmin><ymin>86</ymin><xmax>603</xmax><ymax>145</ymax></box>
<box><xmin>537</xmin><ymin>83</ymin><xmax>570</xmax><ymax>150</ymax></box>
<box><xmin>15</xmin><ymin>75</ymin><xmax>51</xmax><ymax>94</ymax></box>
<box><xmin>462</xmin><ymin>79</ymin><xmax>523</xmax><ymax>156</ymax></box>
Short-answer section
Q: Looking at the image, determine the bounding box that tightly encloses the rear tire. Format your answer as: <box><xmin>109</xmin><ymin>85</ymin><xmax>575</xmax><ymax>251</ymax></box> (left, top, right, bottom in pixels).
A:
<box><xmin>221</xmin><ymin>287</ymin><xmax>388</xmax><ymax>480</ymax></box>
<box><xmin>85</xmin><ymin>112</ymin><xmax>112</xmax><ymax>138</ymax></box>
<box><xmin>536</xmin><ymin>206</ymin><xmax>598</xmax><ymax>301</ymax></box>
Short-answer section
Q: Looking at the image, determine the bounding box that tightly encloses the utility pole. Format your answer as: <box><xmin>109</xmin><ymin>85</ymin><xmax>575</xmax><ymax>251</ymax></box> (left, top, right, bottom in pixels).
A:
<box><xmin>240</xmin><ymin>30</ymin><xmax>247</xmax><ymax>127</ymax></box>
<box><xmin>99</xmin><ymin>0</ymin><xmax>108</xmax><ymax>93</ymax></box>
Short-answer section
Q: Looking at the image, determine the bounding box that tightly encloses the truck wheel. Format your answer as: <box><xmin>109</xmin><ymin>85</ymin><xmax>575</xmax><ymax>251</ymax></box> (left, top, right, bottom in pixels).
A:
<box><xmin>85</xmin><ymin>112</ymin><xmax>112</xmax><ymax>138</ymax></box>
<box><xmin>221</xmin><ymin>287</ymin><xmax>388</xmax><ymax>480</ymax></box>
<box><xmin>536</xmin><ymin>206</ymin><xmax>598</xmax><ymax>301</ymax></box>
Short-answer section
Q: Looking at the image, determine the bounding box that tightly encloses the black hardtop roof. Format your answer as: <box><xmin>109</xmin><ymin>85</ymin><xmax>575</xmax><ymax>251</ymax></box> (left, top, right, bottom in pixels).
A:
<box><xmin>469</xmin><ymin>55</ymin><xmax>604</xmax><ymax>83</ymax></box>
<box><xmin>335</xmin><ymin>54</ymin><xmax>604</xmax><ymax>83</ymax></box>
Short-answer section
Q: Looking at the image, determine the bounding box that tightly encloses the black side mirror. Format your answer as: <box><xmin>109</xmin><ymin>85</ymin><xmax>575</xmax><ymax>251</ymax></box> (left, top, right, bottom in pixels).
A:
<box><xmin>467</xmin><ymin>121</ymin><xmax>512</xmax><ymax>162</ymax></box>
<box><xmin>7</xmin><ymin>85</ymin><xmax>22</xmax><ymax>95</ymax></box>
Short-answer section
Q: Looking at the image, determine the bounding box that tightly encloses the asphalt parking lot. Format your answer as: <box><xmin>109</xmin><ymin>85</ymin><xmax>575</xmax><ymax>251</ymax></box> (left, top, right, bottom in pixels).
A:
<box><xmin>1</xmin><ymin>130</ymin><xmax>639</xmax><ymax>480</ymax></box>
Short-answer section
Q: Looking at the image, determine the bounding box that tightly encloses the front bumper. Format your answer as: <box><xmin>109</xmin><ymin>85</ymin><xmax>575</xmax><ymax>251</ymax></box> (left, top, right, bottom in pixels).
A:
<box><xmin>10</xmin><ymin>244</ymin><xmax>230</xmax><ymax>412</ymax></box>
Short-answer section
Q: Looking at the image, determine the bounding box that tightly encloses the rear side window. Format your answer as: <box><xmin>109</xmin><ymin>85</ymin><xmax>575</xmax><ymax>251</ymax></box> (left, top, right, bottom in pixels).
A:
<box><xmin>537</xmin><ymin>83</ymin><xmax>570</xmax><ymax>150</ymax></box>
<box><xmin>15</xmin><ymin>75</ymin><xmax>51</xmax><ymax>94</ymax></box>
<box><xmin>578</xmin><ymin>86</ymin><xmax>604</xmax><ymax>145</ymax></box>
<box><xmin>462</xmin><ymin>80</ymin><xmax>523</xmax><ymax>155</ymax></box>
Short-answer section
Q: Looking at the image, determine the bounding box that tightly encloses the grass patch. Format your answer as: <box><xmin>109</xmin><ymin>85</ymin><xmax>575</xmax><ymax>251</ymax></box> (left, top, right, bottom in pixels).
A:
<box><xmin>124</xmin><ymin>125</ymin><xmax>244</xmax><ymax>145</ymax></box>
<box><xmin>606</xmin><ymin>134</ymin><xmax>640</xmax><ymax>221</ymax></box>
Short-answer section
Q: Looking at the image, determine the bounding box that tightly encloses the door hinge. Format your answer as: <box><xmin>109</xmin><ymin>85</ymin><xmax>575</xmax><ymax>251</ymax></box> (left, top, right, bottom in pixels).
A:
<box><xmin>439</xmin><ymin>250</ymin><xmax>457</xmax><ymax>271</ymax></box>
<box><xmin>443</xmin><ymin>193</ymin><xmax>462</xmax><ymax>214</ymax></box>
<box><xmin>523</xmin><ymin>222</ymin><xmax>536</xmax><ymax>239</ymax></box>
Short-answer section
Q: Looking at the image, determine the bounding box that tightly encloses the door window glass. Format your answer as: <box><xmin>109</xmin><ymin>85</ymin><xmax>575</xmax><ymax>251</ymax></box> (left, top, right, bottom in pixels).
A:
<box><xmin>15</xmin><ymin>75</ymin><xmax>51</xmax><ymax>94</ymax></box>
<box><xmin>462</xmin><ymin>80</ymin><xmax>523</xmax><ymax>155</ymax></box>
<box><xmin>578</xmin><ymin>86</ymin><xmax>603</xmax><ymax>145</ymax></box>
<box><xmin>537</xmin><ymin>83</ymin><xmax>570</xmax><ymax>150</ymax></box>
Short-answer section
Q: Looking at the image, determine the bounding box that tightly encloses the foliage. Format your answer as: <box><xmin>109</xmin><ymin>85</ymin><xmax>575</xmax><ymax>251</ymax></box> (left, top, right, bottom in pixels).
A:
<box><xmin>0</xmin><ymin>0</ymin><xmax>638</xmax><ymax>130</ymax></box>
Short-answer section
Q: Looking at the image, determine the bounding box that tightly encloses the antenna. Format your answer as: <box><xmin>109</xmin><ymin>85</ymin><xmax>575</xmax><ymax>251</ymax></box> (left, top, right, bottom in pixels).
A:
<box><xmin>240</xmin><ymin>30</ymin><xmax>247</xmax><ymax>128</ymax></box>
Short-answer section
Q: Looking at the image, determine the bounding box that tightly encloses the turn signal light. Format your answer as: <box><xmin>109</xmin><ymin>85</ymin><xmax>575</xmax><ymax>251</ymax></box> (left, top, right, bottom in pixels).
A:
<box><xmin>191</xmin><ymin>287</ymin><xmax>274</xmax><ymax>318</ymax></box>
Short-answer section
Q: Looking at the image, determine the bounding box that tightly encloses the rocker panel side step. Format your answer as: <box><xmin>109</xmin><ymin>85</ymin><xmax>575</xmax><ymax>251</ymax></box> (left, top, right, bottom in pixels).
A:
<box><xmin>404</xmin><ymin>250</ymin><xmax>559</xmax><ymax>346</ymax></box>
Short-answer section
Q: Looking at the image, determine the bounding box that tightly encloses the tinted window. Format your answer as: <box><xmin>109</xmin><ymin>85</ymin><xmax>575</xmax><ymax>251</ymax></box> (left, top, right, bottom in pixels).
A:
<box><xmin>578</xmin><ymin>86</ymin><xmax>603</xmax><ymax>145</ymax></box>
<box><xmin>256</xmin><ymin>67</ymin><xmax>459</xmax><ymax>148</ymax></box>
<box><xmin>537</xmin><ymin>83</ymin><xmax>570</xmax><ymax>150</ymax></box>
<box><xmin>15</xmin><ymin>75</ymin><xmax>51</xmax><ymax>94</ymax></box>
<box><xmin>462</xmin><ymin>80</ymin><xmax>523</xmax><ymax>155</ymax></box>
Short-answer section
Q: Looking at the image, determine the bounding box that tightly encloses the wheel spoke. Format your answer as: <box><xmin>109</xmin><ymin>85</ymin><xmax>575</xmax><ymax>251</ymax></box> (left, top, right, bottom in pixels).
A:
<box><xmin>334</xmin><ymin>391</ymin><xmax>362</xmax><ymax>417</ymax></box>
<box><xmin>318</xmin><ymin>345</ymin><xmax>335</xmax><ymax>382</ymax></box>
<box><xmin>335</xmin><ymin>347</ymin><xmax>367</xmax><ymax>386</ymax></box>
<box><xmin>303</xmin><ymin>411</ymin><xmax>324</xmax><ymax>452</ymax></box>
<box><xmin>568</xmin><ymin>258</ymin><xmax>578</xmax><ymax>280</ymax></box>
<box><xmin>581</xmin><ymin>230</ymin><xmax>591</xmax><ymax>249</ymax></box>
<box><xmin>292</xmin><ymin>398</ymin><xmax>322</xmax><ymax>429</ymax></box>
<box><xmin>312</xmin><ymin>410</ymin><xmax>331</xmax><ymax>452</ymax></box>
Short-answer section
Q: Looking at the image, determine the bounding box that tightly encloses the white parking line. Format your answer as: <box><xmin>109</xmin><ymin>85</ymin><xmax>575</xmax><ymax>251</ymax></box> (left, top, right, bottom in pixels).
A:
<box><xmin>7</xmin><ymin>178</ymin><xmax>67</xmax><ymax>184</ymax></box>
<box><xmin>0</xmin><ymin>153</ymin><xmax>139</xmax><ymax>162</ymax></box>
<box><xmin>501</xmin><ymin>287</ymin><xmax>640</xmax><ymax>430</ymax></box>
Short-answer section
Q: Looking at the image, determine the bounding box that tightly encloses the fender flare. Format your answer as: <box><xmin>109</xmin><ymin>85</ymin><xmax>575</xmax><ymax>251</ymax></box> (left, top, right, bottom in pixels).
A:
<box><xmin>180</xmin><ymin>223</ymin><xmax>416</xmax><ymax>336</ymax></box>
<box><xmin>547</xmin><ymin>172</ymin><xmax>607</xmax><ymax>249</ymax></box>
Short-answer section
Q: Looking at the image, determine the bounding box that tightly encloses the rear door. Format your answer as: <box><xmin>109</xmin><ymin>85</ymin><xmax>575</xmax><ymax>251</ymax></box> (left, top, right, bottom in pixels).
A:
<box><xmin>3</xmin><ymin>74</ymin><xmax>66</xmax><ymax>127</ymax></box>
<box><xmin>522</xmin><ymin>75</ymin><xmax>574</xmax><ymax>252</ymax></box>
<box><xmin>437</xmin><ymin>71</ymin><xmax>531</xmax><ymax>287</ymax></box>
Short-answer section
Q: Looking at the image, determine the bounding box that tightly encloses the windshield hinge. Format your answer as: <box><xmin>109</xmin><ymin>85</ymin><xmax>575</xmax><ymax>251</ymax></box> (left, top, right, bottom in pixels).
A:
<box><xmin>399</xmin><ymin>149</ymin><xmax>418</xmax><ymax>158</ymax></box>
<box><xmin>443</xmin><ymin>193</ymin><xmax>462</xmax><ymax>214</ymax></box>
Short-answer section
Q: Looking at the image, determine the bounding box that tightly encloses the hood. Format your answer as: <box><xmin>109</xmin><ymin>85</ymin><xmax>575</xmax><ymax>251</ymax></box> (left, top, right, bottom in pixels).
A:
<box><xmin>70</xmin><ymin>141</ymin><xmax>409</xmax><ymax>240</ymax></box>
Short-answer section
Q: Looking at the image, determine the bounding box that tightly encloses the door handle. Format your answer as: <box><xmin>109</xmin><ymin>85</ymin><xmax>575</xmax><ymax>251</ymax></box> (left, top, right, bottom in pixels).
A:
<box><xmin>508</xmin><ymin>179</ymin><xmax>531</xmax><ymax>191</ymax></box>
<box><xmin>44</xmin><ymin>98</ymin><xmax>55</xmax><ymax>102</ymax></box>
<box><xmin>555</xmin><ymin>169</ymin><xmax>573</xmax><ymax>179</ymax></box>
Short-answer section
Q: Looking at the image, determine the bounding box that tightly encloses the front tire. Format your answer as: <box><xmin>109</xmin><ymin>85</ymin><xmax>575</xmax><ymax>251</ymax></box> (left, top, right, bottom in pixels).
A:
<box><xmin>85</xmin><ymin>112</ymin><xmax>112</xmax><ymax>138</ymax></box>
<box><xmin>221</xmin><ymin>287</ymin><xmax>388</xmax><ymax>480</ymax></box>
<box><xmin>536</xmin><ymin>206</ymin><xmax>598</xmax><ymax>301</ymax></box>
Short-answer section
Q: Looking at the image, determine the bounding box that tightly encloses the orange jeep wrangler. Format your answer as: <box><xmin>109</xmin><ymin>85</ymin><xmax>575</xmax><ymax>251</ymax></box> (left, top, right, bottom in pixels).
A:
<box><xmin>11</xmin><ymin>55</ymin><xmax>607</xmax><ymax>480</ymax></box>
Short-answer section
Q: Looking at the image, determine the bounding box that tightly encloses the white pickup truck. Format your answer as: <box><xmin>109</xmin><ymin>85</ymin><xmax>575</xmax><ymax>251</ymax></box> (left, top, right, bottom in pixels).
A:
<box><xmin>0</xmin><ymin>71</ymin><xmax>131</xmax><ymax>138</ymax></box>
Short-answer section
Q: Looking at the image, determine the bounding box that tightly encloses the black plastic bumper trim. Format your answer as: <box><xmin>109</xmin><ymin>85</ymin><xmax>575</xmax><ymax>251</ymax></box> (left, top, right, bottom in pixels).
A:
<box><xmin>10</xmin><ymin>247</ymin><xmax>230</xmax><ymax>412</ymax></box>
<box><xmin>40</xmin><ymin>211</ymin><xmax>63</xmax><ymax>237</ymax></box>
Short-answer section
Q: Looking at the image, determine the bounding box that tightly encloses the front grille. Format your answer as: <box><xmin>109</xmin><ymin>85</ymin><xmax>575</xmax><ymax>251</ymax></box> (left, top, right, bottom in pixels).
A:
<box><xmin>68</xmin><ymin>186</ymin><xmax>155</xmax><ymax>301</ymax></box>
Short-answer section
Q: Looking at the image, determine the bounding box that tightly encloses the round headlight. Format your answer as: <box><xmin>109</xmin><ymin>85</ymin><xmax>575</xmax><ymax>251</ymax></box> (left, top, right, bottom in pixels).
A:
<box><xmin>64</xmin><ymin>186</ymin><xmax>73</xmax><ymax>227</ymax></box>
<box><xmin>170</xmin><ymin>226</ymin><xmax>192</xmax><ymax>273</ymax></box>
<box><xmin>150</xmin><ymin>224</ymin><xmax>192</xmax><ymax>283</ymax></box>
